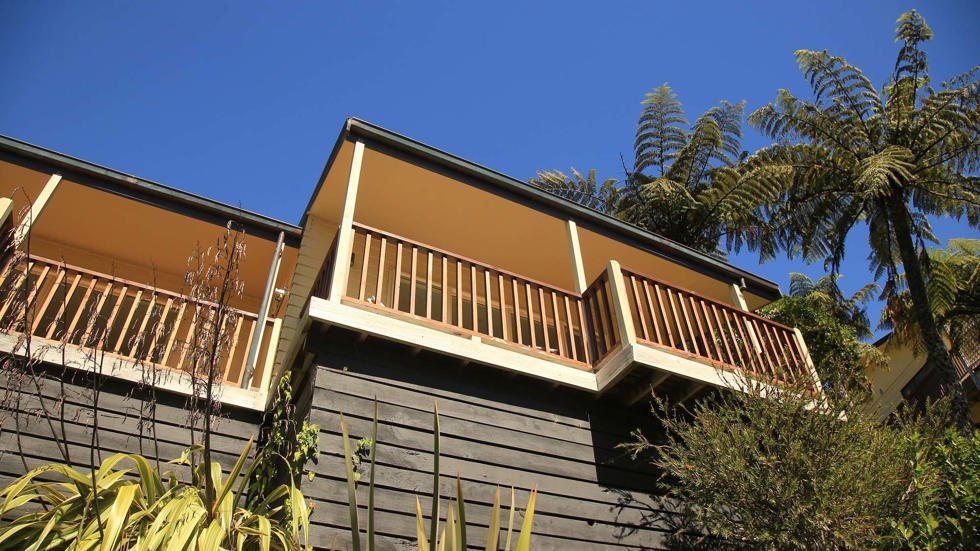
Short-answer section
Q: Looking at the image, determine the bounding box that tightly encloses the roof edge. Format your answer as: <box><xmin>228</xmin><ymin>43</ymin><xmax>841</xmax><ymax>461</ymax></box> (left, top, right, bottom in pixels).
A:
<box><xmin>0</xmin><ymin>135</ymin><xmax>302</xmax><ymax>241</ymax></box>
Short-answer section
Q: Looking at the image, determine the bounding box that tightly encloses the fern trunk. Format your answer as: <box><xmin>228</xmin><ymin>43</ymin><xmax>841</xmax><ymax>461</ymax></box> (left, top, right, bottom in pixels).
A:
<box><xmin>888</xmin><ymin>193</ymin><xmax>973</xmax><ymax>435</ymax></box>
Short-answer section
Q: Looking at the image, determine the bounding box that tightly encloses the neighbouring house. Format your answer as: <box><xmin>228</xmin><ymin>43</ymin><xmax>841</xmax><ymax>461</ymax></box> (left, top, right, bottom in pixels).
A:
<box><xmin>868</xmin><ymin>325</ymin><xmax>980</xmax><ymax>425</ymax></box>
<box><xmin>0</xmin><ymin>119</ymin><xmax>820</xmax><ymax>549</ymax></box>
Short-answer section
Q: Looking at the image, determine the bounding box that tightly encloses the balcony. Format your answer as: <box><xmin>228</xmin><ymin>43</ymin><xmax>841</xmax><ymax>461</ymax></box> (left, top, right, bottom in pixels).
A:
<box><xmin>307</xmin><ymin>224</ymin><xmax>818</xmax><ymax>398</ymax></box>
<box><xmin>0</xmin><ymin>253</ymin><xmax>281</xmax><ymax>406</ymax></box>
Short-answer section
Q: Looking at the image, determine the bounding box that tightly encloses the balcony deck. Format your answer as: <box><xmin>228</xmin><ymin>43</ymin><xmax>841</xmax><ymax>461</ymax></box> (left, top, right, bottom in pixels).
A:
<box><xmin>0</xmin><ymin>253</ymin><xmax>280</xmax><ymax>406</ymax></box>
<box><xmin>307</xmin><ymin>224</ymin><xmax>819</xmax><ymax>399</ymax></box>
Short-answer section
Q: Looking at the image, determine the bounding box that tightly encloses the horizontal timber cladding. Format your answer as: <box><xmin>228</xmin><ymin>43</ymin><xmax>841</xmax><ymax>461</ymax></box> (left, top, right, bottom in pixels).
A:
<box><xmin>304</xmin><ymin>327</ymin><xmax>675</xmax><ymax>550</ymax></box>
<box><xmin>0</xmin><ymin>360</ymin><xmax>263</xmax><ymax>492</ymax></box>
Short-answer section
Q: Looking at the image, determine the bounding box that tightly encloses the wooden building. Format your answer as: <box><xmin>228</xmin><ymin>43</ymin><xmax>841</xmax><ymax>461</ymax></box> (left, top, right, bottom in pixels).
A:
<box><xmin>0</xmin><ymin>120</ymin><xmax>820</xmax><ymax>549</ymax></box>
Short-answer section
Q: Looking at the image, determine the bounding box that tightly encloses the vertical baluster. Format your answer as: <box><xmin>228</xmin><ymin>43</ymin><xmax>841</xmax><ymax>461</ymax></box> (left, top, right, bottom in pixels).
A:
<box><xmin>575</xmin><ymin>299</ymin><xmax>592</xmax><ymax>363</ymax></box>
<box><xmin>484</xmin><ymin>269</ymin><xmax>493</xmax><ymax>337</ymax></box>
<box><xmin>538</xmin><ymin>287</ymin><xmax>551</xmax><ymax>353</ymax></box>
<box><xmin>551</xmin><ymin>291</ymin><xmax>566</xmax><ymax>358</ymax></box>
<box><xmin>358</xmin><ymin>232</ymin><xmax>372</xmax><ymax>301</ymax></box>
<box><xmin>690</xmin><ymin>296</ymin><xmax>713</xmax><ymax>359</ymax></box>
<box><xmin>46</xmin><ymin>273</ymin><xmax>82</xmax><ymax>339</ymax></box>
<box><xmin>650</xmin><ymin>283</ymin><xmax>672</xmax><ymax>348</ymax></box>
<box><xmin>757</xmin><ymin>322</ymin><xmax>784</xmax><ymax>383</ymax></box>
<box><xmin>147</xmin><ymin>297</ymin><xmax>173</xmax><ymax>362</ymax></box>
<box><xmin>470</xmin><ymin>265</ymin><xmax>478</xmax><ymax>331</ymax></box>
<box><xmin>224</xmin><ymin>315</ymin><xmax>246</xmax><ymax>383</ymax></box>
<box><xmin>103</xmin><ymin>285</ymin><xmax>129</xmax><ymax>352</ymax></box>
<box><xmin>441</xmin><ymin>256</ymin><xmax>448</xmax><ymax>323</ymax></box>
<box><xmin>498</xmin><ymin>273</ymin><xmax>508</xmax><ymax>341</ymax></box>
<box><xmin>84</xmin><ymin>281</ymin><xmax>114</xmax><ymax>347</ymax></box>
<box><xmin>162</xmin><ymin>301</ymin><xmax>187</xmax><ymax>366</ymax></box>
<box><xmin>511</xmin><ymin>278</ymin><xmax>522</xmax><ymax>344</ymax></box>
<box><xmin>132</xmin><ymin>292</ymin><xmax>159</xmax><ymax>358</ymax></box>
<box><xmin>456</xmin><ymin>260</ymin><xmax>463</xmax><ymax>327</ymax></box>
<box><xmin>0</xmin><ymin>260</ymin><xmax>33</xmax><ymax>322</ymax></box>
<box><xmin>31</xmin><ymin>266</ymin><xmax>65</xmax><ymax>334</ymax></box>
<box><xmin>65</xmin><ymin>277</ymin><xmax>98</xmax><ymax>341</ymax></box>
<box><xmin>709</xmin><ymin>304</ymin><xmax>735</xmax><ymax>366</ymax></box>
<box><xmin>114</xmin><ymin>289</ymin><xmax>144</xmax><ymax>352</ymax></box>
<box><xmin>375</xmin><ymin>237</ymin><xmax>387</xmax><ymax>306</ymax></box>
<box><xmin>640</xmin><ymin>280</ymin><xmax>662</xmax><ymax>345</ymax></box>
<box><xmin>176</xmin><ymin>303</ymin><xmax>200</xmax><ymax>370</ymax></box>
<box><xmin>392</xmin><ymin>242</ymin><xmax>403</xmax><ymax>311</ymax></box>
<box><xmin>675</xmin><ymin>291</ymin><xmax>701</xmax><ymax>356</ymax></box>
<box><xmin>563</xmin><ymin>295</ymin><xmax>578</xmax><ymax>361</ymax></box>
<box><xmin>664</xmin><ymin>288</ymin><xmax>687</xmax><ymax>352</ymax></box>
<box><xmin>426</xmin><ymin>251</ymin><xmax>433</xmax><ymax>319</ymax></box>
<box><xmin>595</xmin><ymin>279</ymin><xmax>616</xmax><ymax>349</ymax></box>
<box><xmin>628</xmin><ymin>274</ymin><xmax>649</xmax><ymax>341</ymax></box>
<box><xmin>524</xmin><ymin>282</ymin><xmax>537</xmax><ymax>350</ymax></box>
<box><xmin>777</xmin><ymin>328</ymin><xmax>805</xmax><ymax>386</ymax></box>
<box><xmin>720</xmin><ymin>308</ymin><xmax>748</xmax><ymax>370</ymax></box>
<box><xmin>409</xmin><ymin>245</ymin><xmax>418</xmax><ymax>316</ymax></box>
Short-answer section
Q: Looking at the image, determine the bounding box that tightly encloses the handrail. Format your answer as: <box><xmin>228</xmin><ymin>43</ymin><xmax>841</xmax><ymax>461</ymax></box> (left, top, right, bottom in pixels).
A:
<box><xmin>0</xmin><ymin>254</ymin><xmax>276</xmax><ymax>389</ymax></box>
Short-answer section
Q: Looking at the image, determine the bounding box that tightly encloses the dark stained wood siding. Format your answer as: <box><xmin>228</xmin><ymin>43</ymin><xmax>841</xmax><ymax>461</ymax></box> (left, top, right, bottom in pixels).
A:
<box><xmin>304</xmin><ymin>327</ymin><xmax>673</xmax><ymax>550</ymax></box>
<box><xmin>0</xmin><ymin>361</ymin><xmax>263</xmax><ymax>492</ymax></box>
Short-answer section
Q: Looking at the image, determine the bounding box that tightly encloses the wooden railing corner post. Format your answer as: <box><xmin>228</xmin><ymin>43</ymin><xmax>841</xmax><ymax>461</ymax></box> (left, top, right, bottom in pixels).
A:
<box><xmin>793</xmin><ymin>327</ymin><xmax>822</xmax><ymax>393</ymax></box>
<box><xmin>606</xmin><ymin>260</ymin><xmax>636</xmax><ymax>347</ymax></box>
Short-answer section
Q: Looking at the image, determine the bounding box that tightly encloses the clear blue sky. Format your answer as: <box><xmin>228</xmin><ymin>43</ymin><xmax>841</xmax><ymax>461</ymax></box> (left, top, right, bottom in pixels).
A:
<box><xmin>1</xmin><ymin>1</ymin><xmax>977</xmax><ymax>336</ymax></box>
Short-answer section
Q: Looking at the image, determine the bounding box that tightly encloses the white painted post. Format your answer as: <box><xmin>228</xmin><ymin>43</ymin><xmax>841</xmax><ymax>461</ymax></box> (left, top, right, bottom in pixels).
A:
<box><xmin>606</xmin><ymin>260</ymin><xmax>636</xmax><ymax>346</ymax></box>
<box><xmin>566</xmin><ymin>220</ymin><xmax>587</xmax><ymax>294</ymax></box>
<box><xmin>327</xmin><ymin>140</ymin><xmax>365</xmax><ymax>303</ymax></box>
<box><xmin>793</xmin><ymin>327</ymin><xmax>822</xmax><ymax>393</ymax></box>
<box><xmin>0</xmin><ymin>198</ymin><xmax>12</xmax><ymax>228</ymax></box>
<box><xmin>14</xmin><ymin>174</ymin><xmax>61</xmax><ymax>247</ymax></box>
<box><xmin>731</xmin><ymin>283</ymin><xmax>763</xmax><ymax>354</ymax></box>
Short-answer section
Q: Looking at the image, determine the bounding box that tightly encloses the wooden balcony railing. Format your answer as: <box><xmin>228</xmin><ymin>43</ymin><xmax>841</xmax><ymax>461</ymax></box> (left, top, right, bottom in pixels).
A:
<box><xmin>323</xmin><ymin>223</ymin><xmax>597</xmax><ymax>366</ymax></box>
<box><xmin>309</xmin><ymin>223</ymin><xmax>817</xmax><ymax>391</ymax></box>
<box><xmin>621</xmin><ymin>267</ymin><xmax>816</xmax><ymax>391</ymax></box>
<box><xmin>582</xmin><ymin>270</ymin><xmax>619</xmax><ymax>363</ymax></box>
<box><xmin>0</xmin><ymin>254</ymin><xmax>276</xmax><ymax>389</ymax></box>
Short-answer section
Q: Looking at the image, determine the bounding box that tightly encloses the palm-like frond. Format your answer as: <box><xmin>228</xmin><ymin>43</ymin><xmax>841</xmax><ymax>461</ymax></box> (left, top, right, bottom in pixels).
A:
<box><xmin>634</xmin><ymin>83</ymin><xmax>688</xmax><ymax>176</ymax></box>
<box><xmin>528</xmin><ymin>167</ymin><xmax>621</xmax><ymax>215</ymax></box>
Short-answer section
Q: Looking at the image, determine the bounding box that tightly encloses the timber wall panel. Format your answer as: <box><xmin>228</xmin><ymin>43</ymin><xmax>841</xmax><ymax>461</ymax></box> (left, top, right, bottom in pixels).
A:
<box><xmin>0</xmin><ymin>363</ymin><xmax>262</xmax><ymax>492</ymax></box>
<box><xmin>305</xmin><ymin>328</ymin><xmax>672</xmax><ymax>550</ymax></box>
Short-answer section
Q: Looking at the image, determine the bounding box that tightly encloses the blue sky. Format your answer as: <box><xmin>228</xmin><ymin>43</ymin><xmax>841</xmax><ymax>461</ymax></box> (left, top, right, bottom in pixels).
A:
<box><xmin>1</xmin><ymin>1</ymin><xmax>977</xmax><ymax>336</ymax></box>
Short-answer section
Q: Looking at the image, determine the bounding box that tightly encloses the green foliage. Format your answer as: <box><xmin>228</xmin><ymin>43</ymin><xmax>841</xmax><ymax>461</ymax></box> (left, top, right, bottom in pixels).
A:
<box><xmin>895</xmin><ymin>427</ymin><xmax>980</xmax><ymax>549</ymax></box>
<box><xmin>528</xmin><ymin>168</ymin><xmax>621</xmax><ymax>215</ymax></box>
<box><xmin>338</xmin><ymin>401</ymin><xmax>538</xmax><ymax>551</ymax></box>
<box><xmin>758</xmin><ymin>273</ymin><xmax>885</xmax><ymax>402</ymax></box>
<box><xmin>744</xmin><ymin>8</ymin><xmax>979</xmax><ymax>432</ymax></box>
<box><xmin>882</xmin><ymin>238</ymin><xmax>980</xmax><ymax>357</ymax></box>
<box><xmin>0</xmin><ymin>440</ymin><xmax>311</xmax><ymax>550</ymax></box>
<box><xmin>250</xmin><ymin>375</ymin><xmax>320</xmax><ymax>510</ymax></box>
<box><xmin>532</xmin><ymin>83</ymin><xmax>769</xmax><ymax>257</ymax></box>
<box><xmin>626</xmin><ymin>384</ymin><xmax>919</xmax><ymax>550</ymax></box>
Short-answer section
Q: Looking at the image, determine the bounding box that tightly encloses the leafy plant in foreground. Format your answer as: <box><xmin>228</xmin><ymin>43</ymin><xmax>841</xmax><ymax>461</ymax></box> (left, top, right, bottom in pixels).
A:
<box><xmin>0</xmin><ymin>440</ymin><xmax>311</xmax><ymax>550</ymax></box>
<box><xmin>339</xmin><ymin>401</ymin><xmax>538</xmax><ymax>550</ymax></box>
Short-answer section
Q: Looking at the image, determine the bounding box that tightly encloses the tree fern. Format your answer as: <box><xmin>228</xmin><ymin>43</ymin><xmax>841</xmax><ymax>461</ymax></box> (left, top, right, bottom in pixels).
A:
<box><xmin>747</xmin><ymin>9</ymin><xmax>979</xmax><ymax>432</ymax></box>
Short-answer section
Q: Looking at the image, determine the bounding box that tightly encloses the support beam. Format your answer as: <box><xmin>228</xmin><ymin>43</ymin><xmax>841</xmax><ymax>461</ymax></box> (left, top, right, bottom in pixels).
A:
<box><xmin>14</xmin><ymin>174</ymin><xmax>61</xmax><ymax>247</ymax></box>
<box><xmin>327</xmin><ymin>140</ymin><xmax>365</xmax><ymax>303</ymax></box>
<box><xmin>677</xmin><ymin>382</ymin><xmax>706</xmax><ymax>406</ymax></box>
<box><xmin>566</xmin><ymin>220</ymin><xmax>587</xmax><ymax>293</ymax></box>
<box><xmin>626</xmin><ymin>370</ymin><xmax>671</xmax><ymax>406</ymax></box>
